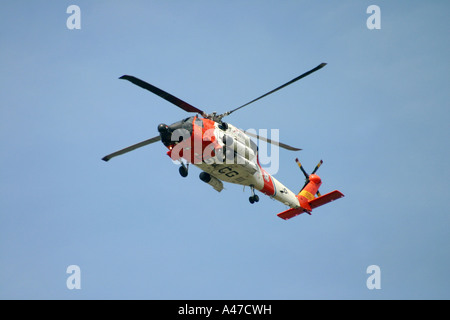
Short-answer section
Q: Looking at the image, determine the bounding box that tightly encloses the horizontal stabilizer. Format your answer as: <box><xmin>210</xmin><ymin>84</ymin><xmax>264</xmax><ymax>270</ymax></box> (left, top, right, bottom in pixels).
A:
<box><xmin>277</xmin><ymin>207</ymin><xmax>308</xmax><ymax>220</ymax></box>
<box><xmin>308</xmin><ymin>190</ymin><xmax>344</xmax><ymax>209</ymax></box>
<box><xmin>277</xmin><ymin>190</ymin><xmax>344</xmax><ymax>220</ymax></box>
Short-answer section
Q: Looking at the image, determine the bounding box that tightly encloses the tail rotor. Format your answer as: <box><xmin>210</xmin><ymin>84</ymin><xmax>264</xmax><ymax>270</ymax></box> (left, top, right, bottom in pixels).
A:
<box><xmin>296</xmin><ymin>158</ymin><xmax>323</xmax><ymax>196</ymax></box>
<box><xmin>278</xmin><ymin>158</ymin><xmax>344</xmax><ymax>220</ymax></box>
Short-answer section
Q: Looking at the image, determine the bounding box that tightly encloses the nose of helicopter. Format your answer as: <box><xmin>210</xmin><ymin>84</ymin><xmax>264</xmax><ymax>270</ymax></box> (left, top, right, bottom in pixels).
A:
<box><xmin>158</xmin><ymin>123</ymin><xmax>169</xmax><ymax>133</ymax></box>
<box><xmin>158</xmin><ymin>123</ymin><xmax>173</xmax><ymax>146</ymax></box>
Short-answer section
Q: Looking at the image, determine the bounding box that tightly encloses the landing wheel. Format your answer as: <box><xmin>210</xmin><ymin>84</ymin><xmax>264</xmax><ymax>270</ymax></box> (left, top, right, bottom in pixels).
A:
<box><xmin>249</xmin><ymin>195</ymin><xmax>259</xmax><ymax>204</ymax></box>
<box><xmin>179</xmin><ymin>166</ymin><xmax>188</xmax><ymax>177</ymax></box>
<box><xmin>249</xmin><ymin>185</ymin><xmax>259</xmax><ymax>204</ymax></box>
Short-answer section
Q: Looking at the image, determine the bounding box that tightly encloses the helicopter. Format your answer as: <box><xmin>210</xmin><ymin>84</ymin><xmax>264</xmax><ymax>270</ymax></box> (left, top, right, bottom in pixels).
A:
<box><xmin>102</xmin><ymin>63</ymin><xmax>344</xmax><ymax>220</ymax></box>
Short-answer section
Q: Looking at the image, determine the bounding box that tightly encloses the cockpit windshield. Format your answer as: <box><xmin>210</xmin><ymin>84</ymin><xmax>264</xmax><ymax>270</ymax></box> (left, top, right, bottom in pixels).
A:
<box><xmin>168</xmin><ymin>117</ymin><xmax>195</xmax><ymax>132</ymax></box>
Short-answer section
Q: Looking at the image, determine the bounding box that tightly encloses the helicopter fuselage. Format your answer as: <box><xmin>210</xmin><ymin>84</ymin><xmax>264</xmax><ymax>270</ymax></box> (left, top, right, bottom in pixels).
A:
<box><xmin>160</xmin><ymin>116</ymin><xmax>301</xmax><ymax>208</ymax></box>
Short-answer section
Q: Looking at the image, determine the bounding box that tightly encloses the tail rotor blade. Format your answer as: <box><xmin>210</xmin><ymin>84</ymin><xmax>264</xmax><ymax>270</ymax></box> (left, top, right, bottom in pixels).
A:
<box><xmin>311</xmin><ymin>160</ymin><xmax>323</xmax><ymax>175</ymax></box>
<box><xmin>300</xmin><ymin>181</ymin><xmax>309</xmax><ymax>192</ymax></box>
<box><xmin>295</xmin><ymin>158</ymin><xmax>309</xmax><ymax>179</ymax></box>
<box><xmin>296</xmin><ymin>158</ymin><xmax>310</xmax><ymax>193</ymax></box>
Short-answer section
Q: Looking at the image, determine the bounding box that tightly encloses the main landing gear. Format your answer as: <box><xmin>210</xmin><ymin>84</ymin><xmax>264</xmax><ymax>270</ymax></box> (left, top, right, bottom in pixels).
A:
<box><xmin>249</xmin><ymin>185</ymin><xmax>259</xmax><ymax>204</ymax></box>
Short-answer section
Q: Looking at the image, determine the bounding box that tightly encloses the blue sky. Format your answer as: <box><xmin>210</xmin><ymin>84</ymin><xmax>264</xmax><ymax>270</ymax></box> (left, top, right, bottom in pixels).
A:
<box><xmin>1</xmin><ymin>1</ymin><xmax>449</xmax><ymax>299</ymax></box>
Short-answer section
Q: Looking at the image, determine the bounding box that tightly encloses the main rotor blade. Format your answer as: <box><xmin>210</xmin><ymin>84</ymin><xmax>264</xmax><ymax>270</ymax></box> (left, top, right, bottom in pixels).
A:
<box><xmin>225</xmin><ymin>63</ymin><xmax>327</xmax><ymax>116</ymax></box>
<box><xmin>245</xmin><ymin>131</ymin><xmax>301</xmax><ymax>151</ymax></box>
<box><xmin>102</xmin><ymin>135</ymin><xmax>161</xmax><ymax>162</ymax></box>
<box><xmin>119</xmin><ymin>75</ymin><xmax>205</xmax><ymax>115</ymax></box>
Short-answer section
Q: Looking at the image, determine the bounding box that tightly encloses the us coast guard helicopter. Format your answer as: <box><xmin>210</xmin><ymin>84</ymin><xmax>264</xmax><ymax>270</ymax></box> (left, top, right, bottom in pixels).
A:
<box><xmin>102</xmin><ymin>63</ymin><xmax>343</xmax><ymax>220</ymax></box>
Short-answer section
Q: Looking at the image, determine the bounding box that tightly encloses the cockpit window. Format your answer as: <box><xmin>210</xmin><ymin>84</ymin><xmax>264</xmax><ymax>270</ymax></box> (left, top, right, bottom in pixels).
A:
<box><xmin>166</xmin><ymin>117</ymin><xmax>194</xmax><ymax>139</ymax></box>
